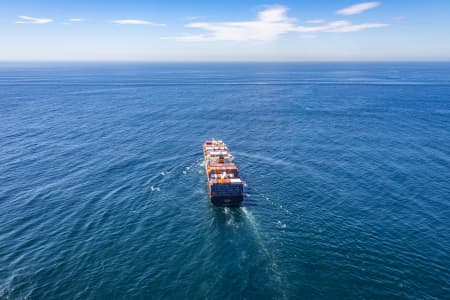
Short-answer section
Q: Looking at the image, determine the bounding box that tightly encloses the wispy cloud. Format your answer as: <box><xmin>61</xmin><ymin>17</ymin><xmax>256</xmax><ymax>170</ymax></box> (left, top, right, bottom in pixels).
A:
<box><xmin>294</xmin><ymin>20</ymin><xmax>387</xmax><ymax>33</ymax></box>
<box><xmin>306</xmin><ymin>19</ymin><xmax>325</xmax><ymax>24</ymax></box>
<box><xmin>336</xmin><ymin>2</ymin><xmax>381</xmax><ymax>16</ymax></box>
<box><xmin>112</xmin><ymin>19</ymin><xmax>165</xmax><ymax>26</ymax></box>
<box><xmin>317</xmin><ymin>21</ymin><xmax>388</xmax><ymax>32</ymax></box>
<box><xmin>172</xmin><ymin>6</ymin><xmax>389</xmax><ymax>42</ymax></box>
<box><xmin>69</xmin><ymin>18</ymin><xmax>83</xmax><ymax>22</ymax></box>
<box><xmin>16</xmin><ymin>15</ymin><xmax>53</xmax><ymax>24</ymax></box>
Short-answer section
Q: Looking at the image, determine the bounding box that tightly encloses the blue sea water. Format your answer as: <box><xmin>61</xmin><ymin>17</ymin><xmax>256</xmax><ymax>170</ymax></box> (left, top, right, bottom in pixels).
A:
<box><xmin>0</xmin><ymin>62</ymin><xmax>449</xmax><ymax>299</ymax></box>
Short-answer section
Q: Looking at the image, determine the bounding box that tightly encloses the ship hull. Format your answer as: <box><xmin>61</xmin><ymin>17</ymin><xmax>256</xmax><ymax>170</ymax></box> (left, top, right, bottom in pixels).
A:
<box><xmin>211</xmin><ymin>195</ymin><xmax>243</xmax><ymax>207</ymax></box>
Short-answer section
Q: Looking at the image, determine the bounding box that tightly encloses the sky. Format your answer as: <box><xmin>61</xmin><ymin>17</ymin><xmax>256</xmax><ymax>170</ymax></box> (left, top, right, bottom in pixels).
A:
<box><xmin>0</xmin><ymin>0</ymin><xmax>449</xmax><ymax>61</ymax></box>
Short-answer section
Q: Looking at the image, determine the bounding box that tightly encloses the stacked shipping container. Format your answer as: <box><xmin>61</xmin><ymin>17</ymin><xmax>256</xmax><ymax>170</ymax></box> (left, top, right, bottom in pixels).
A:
<box><xmin>203</xmin><ymin>140</ymin><xmax>244</xmax><ymax>206</ymax></box>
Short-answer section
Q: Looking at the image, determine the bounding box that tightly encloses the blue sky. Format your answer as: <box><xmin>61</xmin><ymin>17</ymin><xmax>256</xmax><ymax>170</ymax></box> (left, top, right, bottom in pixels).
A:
<box><xmin>0</xmin><ymin>0</ymin><xmax>449</xmax><ymax>61</ymax></box>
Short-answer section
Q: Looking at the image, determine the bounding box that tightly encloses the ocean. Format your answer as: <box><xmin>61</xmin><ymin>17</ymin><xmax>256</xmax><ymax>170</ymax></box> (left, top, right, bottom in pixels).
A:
<box><xmin>1</xmin><ymin>62</ymin><xmax>449</xmax><ymax>299</ymax></box>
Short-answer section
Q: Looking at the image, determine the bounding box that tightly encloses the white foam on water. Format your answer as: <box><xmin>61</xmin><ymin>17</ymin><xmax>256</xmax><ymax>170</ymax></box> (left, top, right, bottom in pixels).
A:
<box><xmin>223</xmin><ymin>207</ymin><xmax>238</xmax><ymax>227</ymax></box>
<box><xmin>277</xmin><ymin>220</ymin><xmax>287</xmax><ymax>229</ymax></box>
<box><xmin>240</xmin><ymin>207</ymin><xmax>286</xmax><ymax>297</ymax></box>
<box><xmin>241</xmin><ymin>207</ymin><xmax>255</xmax><ymax>225</ymax></box>
<box><xmin>226</xmin><ymin>216</ymin><xmax>235</xmax><ymax>226</ymax></box>
<box><xmin>150</xmin><ymin>186</ymin><xmax>160</xmax><ymax>192</ymax></box>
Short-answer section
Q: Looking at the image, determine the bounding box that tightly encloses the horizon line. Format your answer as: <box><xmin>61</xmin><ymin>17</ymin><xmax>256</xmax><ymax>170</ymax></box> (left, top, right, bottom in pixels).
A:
<box><xmin>1</xmin><ymin>60</ymin><xmax>450</xmax><ymax>64</ymax></box>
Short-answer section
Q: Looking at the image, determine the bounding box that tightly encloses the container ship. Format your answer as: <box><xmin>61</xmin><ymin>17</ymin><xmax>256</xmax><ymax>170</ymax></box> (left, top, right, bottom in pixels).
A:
<box><xmin>203</xmin><ymin>140</ymin><xmax>244</xmax><ymax>206</ymax></box>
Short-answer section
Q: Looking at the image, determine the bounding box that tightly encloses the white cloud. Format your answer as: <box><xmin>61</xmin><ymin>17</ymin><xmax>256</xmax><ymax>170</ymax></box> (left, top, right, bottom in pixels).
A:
<box><xmin>306</xmin><ymin>19</ymin><xmax>325</xmax><ymax>24</ymax></box>
<box><xmin>69</xmin><ymin>18</ymin><xmax>83</xmax><ymax>22</ymax></box>
<box><xmin>295</xmin><ymin>20</ymin><xmax>388</xmax><ymax>33</ymax></box>
<box><xmin>323</xmin><ymin>21</ymin><xmax>388</xmax><ymax>32</ymax></box>
<box><xmin>336</xmin><ymin>2</ymin><xmax>380</xmax><ymax>16</ymax></box>
<box><xmin>258</xmin><ymin>5</ymin><xmax>292</xmax><ymax>23</ymax></box>
<box><xmin>112</xmin><ymin>19</ymin><xmax>165</xmax><ymax>26</ymax></box>
<box><xmin>178</xmin><ymin>6</ymin><xmax>293</xmax><ymax>42</ymax></box>
<box><xmin>173</xmin><ymin>6</ymin><xmax>389</xmax><ymax>42</ymax></box>
<box><xmin>16</xmin><ymin>15</ymin><xmax>53</xmax><ymax>24</ymax></box>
